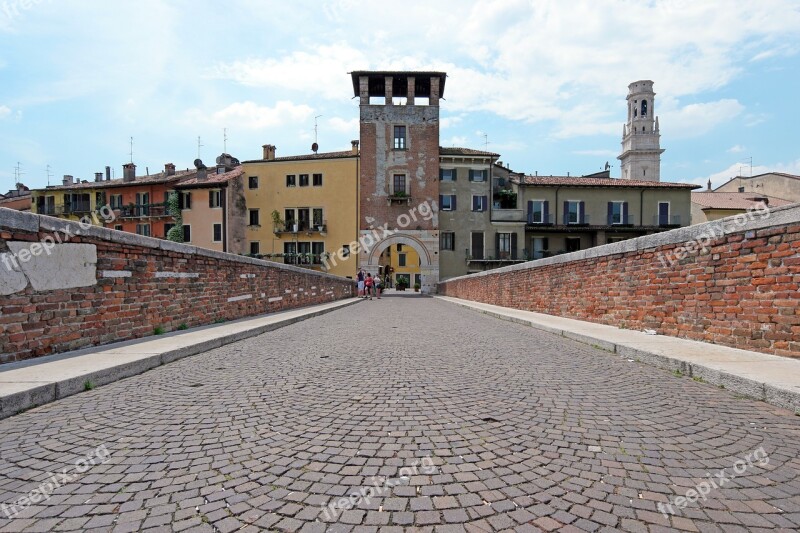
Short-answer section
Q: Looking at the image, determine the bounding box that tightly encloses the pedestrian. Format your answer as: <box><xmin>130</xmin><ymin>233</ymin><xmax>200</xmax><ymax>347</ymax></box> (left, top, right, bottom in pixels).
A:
<box><xmin>365</xmin><ymin>273</ymin><xmax>374</xmax><ymax>300</ymax></box>
<box><xmin>384</xmin><ymin>273</ymin><xmax>390</xmax><ymax>290</ymax></box>
<box><xmin>357</xmin><ymin>269</ymin><xmax>365</xmax><ymax>298</ymax></box>
<box><xmin>374</xmin><ymin>274</ymin><xmax>382</xmax><ymax>299</ymax></box>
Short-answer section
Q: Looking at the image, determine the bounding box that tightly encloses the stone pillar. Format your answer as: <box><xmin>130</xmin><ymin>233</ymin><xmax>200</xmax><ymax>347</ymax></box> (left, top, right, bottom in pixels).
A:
<box><xmin>359</xmin><ymin>76</ymin><xmax>369</xmax><ymax>105</ymax></box>
<box><xmin>385</xmin><ymin>76</ymin><xmax>393</xmax><ymax>105</ymax></box>
<box><xmin>430</xmin><ymin>77</ymin><xmax>440</xmax><ymax>106</ymax></box>
<box><xmin>407</xmin><ymin>76</ymin><xmax>415</xmax><ymax>105</ymax></box>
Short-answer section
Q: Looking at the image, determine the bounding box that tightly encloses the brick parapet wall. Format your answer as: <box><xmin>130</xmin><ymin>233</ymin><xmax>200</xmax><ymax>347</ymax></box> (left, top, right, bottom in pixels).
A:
<box><xmin>0</xmin><ymin>209</ymin><xmax>356</xmax><ymax>363</ymax></box>
<box><xmin>439</xmin><ymin>204</ymin><xmax>800</xmax><ymax>357</ymax></box>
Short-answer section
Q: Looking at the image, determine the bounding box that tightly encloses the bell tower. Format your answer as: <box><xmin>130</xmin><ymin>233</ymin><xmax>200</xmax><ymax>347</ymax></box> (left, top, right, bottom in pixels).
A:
<box><xmin>618</xmin><ymin>80</ymin><xmax>664</xmax><ymax>182</ymax></box>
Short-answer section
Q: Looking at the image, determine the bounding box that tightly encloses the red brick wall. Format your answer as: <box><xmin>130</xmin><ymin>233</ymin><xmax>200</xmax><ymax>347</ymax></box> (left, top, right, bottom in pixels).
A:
<box><xmin>439</xmin><ymin>206</ymin><xmax>800</xmax><ymax>357</ymax></box>
<box><xmin>0</xmin><ymin>210</ymin><xmax>356</xmax><ymax>364</ymax></box>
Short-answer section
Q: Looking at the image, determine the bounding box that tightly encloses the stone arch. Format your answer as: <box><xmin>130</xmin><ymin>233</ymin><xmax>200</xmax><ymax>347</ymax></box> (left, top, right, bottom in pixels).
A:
<box><xmin>366</xmin><ymin>233</ymin><xmax>432</xmax><ymax>267</ymax></box>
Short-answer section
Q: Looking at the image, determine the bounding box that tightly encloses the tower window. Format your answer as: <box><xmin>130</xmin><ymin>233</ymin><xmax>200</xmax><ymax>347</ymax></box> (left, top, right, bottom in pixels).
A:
<box><xmin>641</xmin><ymin>100</ymin><xmax>648</xmax><ymax>117</ymax></box>
<box><xmin>393</xmin><ymin>126</ymin><xmax>406</xmax><ymax>150</ymax></box>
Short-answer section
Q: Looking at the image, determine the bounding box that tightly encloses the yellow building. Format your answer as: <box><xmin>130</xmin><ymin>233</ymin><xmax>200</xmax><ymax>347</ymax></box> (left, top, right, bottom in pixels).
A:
<box><xmin>241</xmin><ymin>143</ymin><xmax>360</xmax><ymax>279</ymax></box>
<box><xmin>378</xmin><ymin>244</ymin><xmax>421</xmax><ymax>289</ymax></box>
<box><xmin>31</xmin><ymin>175</ymin><xmax>105</xmax><ymax>225</ymax></box>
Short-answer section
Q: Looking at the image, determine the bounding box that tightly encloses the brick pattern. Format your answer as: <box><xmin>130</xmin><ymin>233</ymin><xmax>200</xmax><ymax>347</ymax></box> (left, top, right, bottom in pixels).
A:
<box><xmin>440</xmin><ymin>222</ymin><xmax>800</xmax><ymax>357</ymax></box>
<box><xmin>0</xmin><ymin>222</ymin><xmax>355</xmax><ymax>364</ymax></box>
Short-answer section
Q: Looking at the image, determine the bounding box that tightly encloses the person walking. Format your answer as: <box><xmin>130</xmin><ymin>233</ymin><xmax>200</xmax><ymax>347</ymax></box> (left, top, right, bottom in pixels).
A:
<box><xmin>357</xmin><ymin>269</ymin><xmax>365</xmax><ymax>298</ymax></box>
<box><xmin>374</xmin><ymin>274</ymin><xmax>383</xmax><ymax>299</ymax></box>
<box><xmin>364</xmin><ymin>273</ymin><xmax>374</xmax><ymax>300</ymax></box>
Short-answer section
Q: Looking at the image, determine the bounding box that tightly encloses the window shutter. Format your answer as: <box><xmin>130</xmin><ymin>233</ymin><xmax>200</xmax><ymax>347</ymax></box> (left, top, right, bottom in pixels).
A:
<box><xmin>452</xmin><ymin>195</ymin><xmax>457</xmax><ymax>211</ymax></box>
<box><xmin>543</xmin><ymin>201</ymin><xmax>550</xmax><ymax>223</ymax></box>
<box><xmin>495</xmin><ymin>233</ymin><xmax>500</xmax><ymax>257</ymax></box>
<box><xmin>511</xmin><ymin>233</ymin><xmax>518</xmax><ymax>259</ymax></box>
<box><xmin>452</xmin><ymin>169</ymin><xmax>457</xmax><ymax>181</ymax></box>
<box><xmin>209</xmin><ymin>191</ymin><xmax>214</xmax><ymax>208</ymax></box>
<box><xmin>187</xmin><ymin>193</ymin><xmax>192</xmax><ymax>209</ymax></box>
<box><xmin>468</xmin><ymin>169</ymin><xmax>474</xmax><ymax>182</ymax></box>
<box><xmin>482</xmin><ymin>195</ymin><xmax>488</xmax><ymax>212</ymax></box>
<box><xmin>543</xmin><ymin>237</ymin><xmax>549</xmax><ymax>251</ymax></box>
<box><xmin>579</xmin><ymin>201</ymin><xmax>586</xmax><ymax>224</ymax></box>
<box><xmin>527</xmin><ymin>200</ymin><xmax>533</xmax><ymax>223</ymax></box>
<box><xmin>607</xmin><ymin>202</ymin><xmax>613</xmax><ymax>225</ymax></box>
<box><xmin>439</xmin><ymin>195</ymin><xmax>443</xmax><ymax>208</ymax></box>
<box><xmin>439</xmin><ymin>168</ymin><xmax>444</xmax><ymax>180</ymax></box>
<box><xmin>622</xmin><ymin>202</ymin><xmax>629</xmax><ymax>224</ymax></box>
<box><xmin>563</xmin><ymin>201</ymin><xmax>569</xmax><ymax>224</ymax></box>
<box><xmin>452</xmin><ymin>233</ymin><xmax>455</xmax><ymax>250</ymax></box>
<box><xmin>178</xmin><ymin>193</ymin><xmax>184</xmax><ymax>210</ymax></box>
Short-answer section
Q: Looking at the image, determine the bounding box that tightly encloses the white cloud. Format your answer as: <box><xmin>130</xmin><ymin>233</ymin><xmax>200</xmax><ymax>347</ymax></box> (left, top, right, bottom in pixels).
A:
<box><xmin>440</xmin><ymin>115</ymin><xmax>464</xmax><ymax>130</ymax></box>
<box><xmin>0</xmin><ymin>105</ymin><xmax>10</xmax><ymax>119</ymax></box>
<box><xmin>658</xmin><ymin>98</ymin><xmax>744</xmax><ymax>138</ymax></box>
<box><xmin>574</xmin><ymin>149</ymin><xmax>618</xmax><ymax>157</ymax></box>
<box><xmin>727</xmin><ymin>145</ymin><xmax>746</xmax><ymax>153</ymax></box>
<box><xmin>442</xmin><ymin>136</ymin><xmax>468</xmax><ymax>146</ymax></box>
<box><xmin>690</xmin><ymin>158</ymin><xmax>800</xmax><ymax>189</ymax></box>
<box><xmin>327</xmin><ymin>116</ymin><xmax>358</xmax><ymax>134</ymax></box>
<box><xmin>184</xmin><ymin>101</ymin><xmax>314</xmax><ymax>130</ymax></box>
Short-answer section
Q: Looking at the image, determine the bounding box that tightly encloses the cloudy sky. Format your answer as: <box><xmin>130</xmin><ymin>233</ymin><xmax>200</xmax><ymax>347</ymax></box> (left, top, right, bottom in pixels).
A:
<box><xmin>1</xmin><ymin>0</ymin><xmax>799</xmax><ymax>192</ymax></box>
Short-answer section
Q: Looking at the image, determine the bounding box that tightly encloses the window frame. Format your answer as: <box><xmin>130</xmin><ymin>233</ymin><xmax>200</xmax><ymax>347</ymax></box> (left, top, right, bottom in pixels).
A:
<box><xmin>393</xmin><ymin>125</ymin><xmax>407</xmax><ymax>150</ymax></box>
<box><xmin>182</xmin><ymin>224</ymin><xmax>191</xmax><ymax>243</ymax></box>
<box><xmin>312</xmin><ymin>173</ymin><xmax>323</xmax><ymax>186</ymax></box>
<box><xmin>286</xmin><ymin>174</ymin><xmax>296</xmax><ymax>187</ymax></box>
<box><xmin>566</xmin><ymin>201</ymin><xmax>582</xmax><ymax>224</ymax></box>
<box><xmin>248</xmin><ymin>208</ymin><xmax>260</xmax><ymax>227</ymax></box>
<box><xmin>249</xmin><ymin>241</ymin><xmax>260</xmax><ymax>255</ymax></box>
<box><xmin>441</xmin><ymin>231</ymin><xmax>455</xmax><ymax>251</ymax></box>
<box><xmin>248</xmin><ymin>176</ymin><xmax>259</xmax><ymax>189</ymax></box>
<box><xmin>212</xmin><ymin>223</ymin><xmax>222</xmax><ymax>242</ymax></box>
<box><xmin>209</xmin><ymin>189</ymin><xmax>222</xmax><ymax>209</ymax></box>
<box><xmin>471</xmin><ymin>195</ymin><xmax>487</xmax><ymax>212</ymax></box>
<box><xmin>393</xmin><ymin>174</ymin><xmax>407</xmax><ymax>195</ymax></box>
<box><xmin>299</xmin><ymin>174</ymin><xmax>309</xmax><ymax>187</ymax></box>
<box><xmin>440</xmin><ymin>194</ymin><xmax>455</xmax><ymax>211</ymax></box>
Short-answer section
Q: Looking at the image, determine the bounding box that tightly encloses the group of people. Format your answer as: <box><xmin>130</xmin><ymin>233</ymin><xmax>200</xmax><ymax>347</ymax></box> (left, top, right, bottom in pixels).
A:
<box><xmin>356</xmin><ymin>269</ymin><xmax>385</xmax><ymax>300</ymax></box>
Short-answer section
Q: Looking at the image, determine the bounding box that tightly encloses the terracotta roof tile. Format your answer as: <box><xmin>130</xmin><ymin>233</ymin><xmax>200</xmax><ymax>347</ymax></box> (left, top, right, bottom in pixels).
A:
<box><xmin>176</xmin><ymin>167</ymin><xmax>244</xmax><ymax>188</ymax></box>
<box><xmin>242</xmin><ymin>150</ymin><xmax>357</xmax><ymax>163</ymax></box>
<box><xmin>439</xmin><ymin>147</ymin><xmax>500</xmax><ymax>157</ymax></box>
<box><xmin>514</xmin><ymin>175</ymin><xmax>701</xmax><ymax>189</ymax></box>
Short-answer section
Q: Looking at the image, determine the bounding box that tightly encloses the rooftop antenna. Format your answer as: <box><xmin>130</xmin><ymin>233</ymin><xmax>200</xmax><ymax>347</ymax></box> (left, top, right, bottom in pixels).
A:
<box><xmin>312</xmin><ymin>115</ymin><xmax>323</xmax><ymax>153</ymax></box>
<box><xmin>223</xmin><ymin>128</ymin><xmax>228</xmax><ymax>154</ymax></box>
<box><xmin>129</xmin><ymin>137</ymin><xmax>134</xmax><ymax>164</ymax></box>
<box><xmin>13</xmin><ymin>161</ymin><xmax>24</xmax><ymax>186</ymax></box>
<box><xmin>46</xmin><ymin>164</ymin><xmax>52</xmax><ymax>186</ymax></box>
<box><xmin>197</xmin><ymin>136</ymin><xmax>204</xmax><ymax>159</ymax></box>
<box><xmin>743</xmin><ymin>156</ymin><xmax>753</xmax><ymax>176</ymax></box>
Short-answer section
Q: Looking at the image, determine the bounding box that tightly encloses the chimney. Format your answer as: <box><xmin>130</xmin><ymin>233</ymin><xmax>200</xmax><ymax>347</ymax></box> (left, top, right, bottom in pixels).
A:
<box><xmin>105</xmin><ymin>166</ymin><xmax>111</xmax><ymax>181</ymax></box>
<box><xmin>62</xmin><ymin>175</ymin><xmax>73</xmax><ymax>186</ymax></box>
<box><xmin>351</xmin><ymin>140</ymin><xmax>360</xmax><ymax>155</ymax></box>
<box><xmin>197</xmin><ymin>168</ymin><xmax>207</xmax><ymax>181</ymax></box>
<box><xmin>216</xmin><ymin>164</ymin><xmax>226</xmax><ymax>175</ymax></box>
<box><xmin>707</xmin><ymin>179</ymin><xmax>712</xmax><ymax>191</ymax></box>
<box><xmin>165</xmin><ymin>163</ymin><xmax>176</xmax><ymax>176</ymax></box>
<box><xmin>123</xmin><ymin>163</ymin><xmax>136</xmax><ymax>182</ymax></box>
<box><xmin>94</xmin><ymin>172</ymin><xmax>103</xmax><ymax>182</ymax></box>
<box><xmin>262</xmin><ymin>144</ymin><xmax>276</xmax><ymax>161</ymax></box>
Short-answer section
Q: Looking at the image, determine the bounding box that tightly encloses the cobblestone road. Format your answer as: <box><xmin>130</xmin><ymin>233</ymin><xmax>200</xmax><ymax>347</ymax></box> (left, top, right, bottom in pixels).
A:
<box><xmin>1</xmin><ymin>295</ymin><xmax>800</xmax><ymax>533</ymax></box>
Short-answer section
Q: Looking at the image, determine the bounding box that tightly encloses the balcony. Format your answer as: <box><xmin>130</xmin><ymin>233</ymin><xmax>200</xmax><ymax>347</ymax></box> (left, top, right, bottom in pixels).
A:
<box><xmin>64</xmin><ymin>202</ymin><xmax>91</xmax><ymax>215</ymax></box>
<box><xmin>607</xmin><ymin>214</ymin><xmax>636</xmax><ymax>226</ymax></box>
<box><xmin>118</xmin><ymin>204</ymin><xmax>169</xmax><ymax>219</ymax></box>
<box><xmin>653</xmin><ymin>214</ymin><xmax>682</xmax><ymax>227</ymax></box>
<box><xmin>562</xmin><ymin>214</ymin><xmax>591</xmax><ymax>226</ymax></box>
<box><xmin>527</xmin><ymin>213</ymin><xmax>555</xmax><ymax>225</ymax></box>
<box><xmin>467</xmin><ymin>250</ymin><xmax>528</xmax><ymax>263</ymax></box>
<box><xmin>491</xmin><ymin>209</ymin><xmax>524</xmax><ymax>222</ymax></box>
<box><xmin>273</xmin><ymin>222</ymin><xmax>327</xmax><ymax>235</ymax></box>
<box><xmin>387</xmin><ymin>192</ymin><xmax>412</xmax><ymax>205</ymax></box>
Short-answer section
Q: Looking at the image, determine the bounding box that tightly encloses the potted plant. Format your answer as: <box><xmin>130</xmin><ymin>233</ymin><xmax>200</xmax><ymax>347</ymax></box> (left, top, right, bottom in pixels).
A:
<box><xmin>271</xmin><ymin>210</ymin><xmax>285</xmax><ymax>233</ymax></box>
<box><xmin>414</xmin><ymin>283</ymin><xmax>421</xmax><ymax>292</ymax></box>
<box><xmin>396</xmin><ymin>280</ymin><xmax>407</xmax><ymax>291</ymax></box>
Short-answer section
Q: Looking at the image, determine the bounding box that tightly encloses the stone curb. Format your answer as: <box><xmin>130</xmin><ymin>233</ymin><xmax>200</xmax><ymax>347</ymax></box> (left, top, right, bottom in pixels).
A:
<box><xmin>0</xmin><ymin>298</ymin><xmax>361</xmax><ymax>420</ymax></box>
<box><xmin>436</xmin><ymin>296</ymin><xmax>800</xmax><ymax>413</ymax></box>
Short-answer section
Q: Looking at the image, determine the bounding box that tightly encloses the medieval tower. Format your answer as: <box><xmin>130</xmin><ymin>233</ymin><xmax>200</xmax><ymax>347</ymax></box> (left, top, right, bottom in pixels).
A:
<box><xmin>618</xmin><ymin>80</ymin><xmax>665</xmax><ymax>182</ymax></box>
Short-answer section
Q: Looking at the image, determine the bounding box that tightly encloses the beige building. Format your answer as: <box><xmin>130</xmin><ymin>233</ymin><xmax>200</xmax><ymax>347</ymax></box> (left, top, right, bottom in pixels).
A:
<box><xmin>174</xmin><ymin>158</ymin><xmax>246</xmax><ymax>254</ymax></box>
<box><xmin>691</xmin><ymin>190</ymin><xmax>792</xmax><ymax>223</ymax></box>
<box><xmin>241</xmin><ymin>143</ymin><xmax>360</xmax><ymax>279</ymax></box>
<box><xmin>714</xmin><ymin>172</ymin><xmax>800</xmax><ymax>203</ymax></box>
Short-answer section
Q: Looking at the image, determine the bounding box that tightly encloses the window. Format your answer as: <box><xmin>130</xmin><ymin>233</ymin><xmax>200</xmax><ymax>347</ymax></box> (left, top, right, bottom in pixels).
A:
<box><xmin>397</xmin><ymin>244</ymin><xmax>403</xmax><ymax>252</ymax></box>
<box><xmin>164</xmin><ymin>223</ymin><xmax>174</xmax><ymax>237</ymax></box>
<box><xmin>469</xmin><ymin>169</ymin><xmax>486</xmax><ymax>182</ymax></box>
<box><xmin>312</xmin><ymin>242</ymin><xmax>325</xmax><ymax>262</ymax></box>
<box><xmin>284</xmin><ymin>209</ymin><xmax>296</xmax><ymax>229</ymax></box>
<box><xmin>738</xmin><ymin>186</ymin><xmax>745</xmax><ymax>193</ymax></box>
<box><xmin>342</xmin><ymin>245</ymin><xmax>350</xmax><ymax>258</ymax></box>
<box><xmin>565</xmin><ymin>201</ymin><xmax>583</xmax><ymax>224</ymax></box>
<box><xmin>135</xmin><ymin>192</ymin><xmax>150</xmax><ymax>215</ymax></box>
<box><xmin>440</xmin><ymin>168</ymin><xmax>456</xmax><ymax>181</ymax></box>
<box><xmin>565</xmin><ymin>237</ymin><xmax>581</xmax><ymax>252</ymax></box>
<box><xmin>249</xmin><ymin>176</ymin><xmax>259</xmax><ymax>189</ymax></box>
<box><xmin>313</xmin><ymin>173</ymin><xmax>323</xmax><ymax>186</ymax></box>
<box><xmin>213</xmin><ymin>223</ymin><xmax>222</xmax><ymax>242</ymax></box>
<box><xmin>531</xmin><ymin>237</ymin><xmax>549</xmax><ymax>259</ymax></box>
<box><xmin>110</xmin><ymin>194</ymin><xmax>123</xmax><ymax>209</ymax></box>
<box><xmin>179</xmin><ymin>191</ymin><xmax>192</xmax><ymax>210</ymax></box>
<box><xmin>441</xmin><ymin>232</ymin><xmax>455</xmax><ymax>251</ymax></box>
<box><xmin>658</xmin><ymin>202</ymin><xmax>670</xmax><ymax>225</ymax></box>
<box><xmin>440</xmin><ymin>194</ymin><xmax>456</xmax><ymax>211</ymax></box>
<box><xmin>250</xmin><ymin>242</ymin><xmax>260</xmax><ymax>255</ymax></box>
<box><xmin>182</xmin><ymin>225</ymin><xmax>191</xmax><ymax>242</ymax></box>
<box><xmin>497</xmin><ymin>233</ymin><xmax>512</xmax><ymax>255</ymax></box>
<box><xmin>313</xmin><ymin>208</ymin><xmax>324</xmax><ymax>228</ymax></box>
<box><xmin>209</xmin><ymin>190</ymin><xmax>221</xmax><ymax>208</ymax></box>
<box><xmin>472</xmin><ymin>195</ymin><xmax>487</xmax><ymax>212</ymax></box>
<box><xmin>249</xmin><ymin>209</ymin><xmax>260</xmax><ymax>226</ymax></box>
<box><xmin>299</xmin><ymin>174</ymin><xmax>309</xmax><ymax>187</ymax></box>
<box><xmin>393</xmin><ymin>174</ymin><xmax>407</xmax><ymax>195</ymax></box>
<box><xmin>393</xmin><ymin>126</ymin><xmax>406</xmax><ymax>149</ymax></box>
<box><xmin>471</xmin><ymin>232</ymin><xmax>484</xmax><ymax>260</ymax></box>
<box><xmin>115</xmin><ymin>225</ymin><xmax>123</xmax><ymax>232</ymax></box>
<box><xmin>283</xmin><ymin>242</ymin><xmax>296</xmax><ymax>264</ymax></box>
<box><xmin>95</xmin><ymin>191</ymin><xmax>106</xmax><ymax>208</ymax></box>
<box><xmin>135</xmin><ymin>224</ymin><xmax>151</xmax><ymax>237</ymax></box>
<box><xmin>609</xmin><ymin>201</ymin><xmax>626</xmax><ymax>225</ymax></box>
<box><xmin>528</xmin><ymin>200</ymin><xmax>549</xmax><ymax>224</ymax></box>
<box><xmin>398</xmin><ymin>253</ymin><xmax>407</xmax><ymax>267</ymax></box>
<box><xmin>286</xmin><ymin>174</ymin><xmax>296</xmax><ymax>187</ymax></box>
<box><xmin>297</xmin><ymin>208</ymin><xmax>310</xmax><ymax>231</ymax></box>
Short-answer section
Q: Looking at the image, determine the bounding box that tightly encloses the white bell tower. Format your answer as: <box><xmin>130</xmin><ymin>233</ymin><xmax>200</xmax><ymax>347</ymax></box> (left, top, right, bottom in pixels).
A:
<box><xmin>618</xmin><ymin>80</ymin><xmax>664</xmax><ymax>182</ymax></box>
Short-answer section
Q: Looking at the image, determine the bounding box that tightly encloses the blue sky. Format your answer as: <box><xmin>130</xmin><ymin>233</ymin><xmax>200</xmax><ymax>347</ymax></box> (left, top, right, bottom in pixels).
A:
<box><xmin>1</xmin><ymin>0</ymin><xmax>799</xmax><ymax>193</ymax></box>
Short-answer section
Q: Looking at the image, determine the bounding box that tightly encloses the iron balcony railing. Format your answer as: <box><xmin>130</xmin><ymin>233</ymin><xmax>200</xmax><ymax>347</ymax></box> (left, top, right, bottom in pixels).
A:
<box><xmin>653</xmin><ymin>214</ymin><xmax>682</xmax><ymax>226</ymax></box>
<box><xmin>527</xmin><ymin>213</ymin><xmax>555</xmax><ymax>225</ymax></box>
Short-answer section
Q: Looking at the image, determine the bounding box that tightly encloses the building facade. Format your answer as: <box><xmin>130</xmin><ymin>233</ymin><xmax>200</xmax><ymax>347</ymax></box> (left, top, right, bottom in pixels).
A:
<box><xmin>241</xmin><ymin>143</ymin><xmax>360</xmax><ymax>279</ymax></box>
<box><xmin>353</xmin><ymin>71</ymin><xmax>444</xmax><ymax>294</ymax></box>
<box><xmin>714</xmin><ymin>172</ymin><xmax>800</xmax><ymax>203</ymax></box>
<box><xmin>619</xmin><ymin>80</ymin><xmax>664</xmax><ymax>182</ymax></box>
<box><xmin>0</xmin><ymin>183</ymin><xmax>31</xmax><ymax>211</ymax></box>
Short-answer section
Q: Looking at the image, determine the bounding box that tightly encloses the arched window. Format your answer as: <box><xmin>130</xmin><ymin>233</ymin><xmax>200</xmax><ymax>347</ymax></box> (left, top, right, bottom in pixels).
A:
<box><xmin>634</xmin><ymin>107</ymin><xmax>637</xmax><ymax>118</ymax></box>
<box><xmin>641</xmin><ymin>100</ymin><xmax>648</xmax><ymax>117</ymax></box>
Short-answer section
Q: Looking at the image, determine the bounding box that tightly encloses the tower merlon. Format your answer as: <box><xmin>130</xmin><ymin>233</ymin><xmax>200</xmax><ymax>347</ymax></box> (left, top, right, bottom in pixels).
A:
<box><xmin>350</xmin><ymin>71</ymin><xmax>447</xmax><ymax>105</ymax></box>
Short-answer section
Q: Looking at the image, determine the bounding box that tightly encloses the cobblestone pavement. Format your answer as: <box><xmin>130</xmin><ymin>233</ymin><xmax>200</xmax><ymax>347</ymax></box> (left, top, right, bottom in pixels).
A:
<box><xmin>1</xmin><ymin>295</ymin><xmax>800</xmax><ymax>533</ymax></box>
